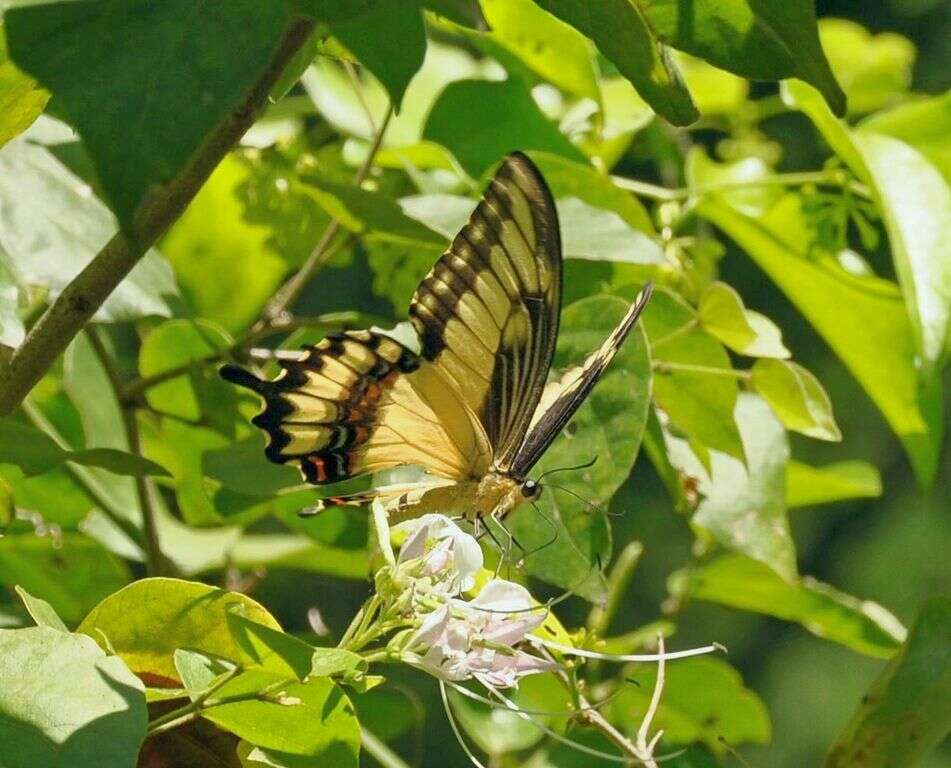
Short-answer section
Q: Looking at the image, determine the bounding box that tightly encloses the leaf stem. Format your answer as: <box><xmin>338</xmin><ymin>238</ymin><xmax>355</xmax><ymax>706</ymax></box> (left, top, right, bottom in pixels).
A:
<box><xmin>652</xmin><ymin>361</ymin><xmax>751</xmax><ymax>380</ymax></box>
<box><xmin>611</xmin><ymin>169</ymin><xmax>871</xmax><ymax>202</ymax></box>
<box><xmin>85</xmin><ymin>328</ymin><xmax>165</xmax><ymax>575</ymax></box>
<box><xmin>587</xmin><ymin>541</ymin><xmax>644</xmax><ymax>636</ymax></box>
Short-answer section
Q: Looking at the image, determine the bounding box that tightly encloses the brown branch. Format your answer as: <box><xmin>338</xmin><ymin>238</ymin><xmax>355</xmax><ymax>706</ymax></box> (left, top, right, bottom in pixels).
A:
<box><xmin>0</xmin><ymin>17</ymin><xmax>317</xmax><ymax>416</ymax></box>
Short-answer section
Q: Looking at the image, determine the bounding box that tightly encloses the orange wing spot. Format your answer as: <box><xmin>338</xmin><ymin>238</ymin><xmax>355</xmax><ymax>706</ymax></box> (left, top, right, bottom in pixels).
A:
<box><xmin>310</xmin><ymin>457</ymin><xmax>328</xmax><ymax>482</ymax></box>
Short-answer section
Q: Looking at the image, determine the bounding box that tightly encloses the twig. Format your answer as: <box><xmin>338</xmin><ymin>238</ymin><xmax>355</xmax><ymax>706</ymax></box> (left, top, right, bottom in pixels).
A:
<box><xmin>0</xmin><ymin>17</ymin><xmax>317</xmax><ymax>416</ymax></box>
<box><xmin>610</xmin><ymin>170</ymin><xmax>871</xmax><ymax>202</ymax></box>
<box><xmin>20</xmin><ymin>398</ymin><xmax>141</xmax><ymax>546</ymax></box>
<box><xmin>85</xmin><ymin>328</ymin><xmax>165</xmax><ymax>575</ymax></box>
<box><xmin>259</xmin><ymin>104</ymin><xmax>393</xmax><ymax>325</ymax></box>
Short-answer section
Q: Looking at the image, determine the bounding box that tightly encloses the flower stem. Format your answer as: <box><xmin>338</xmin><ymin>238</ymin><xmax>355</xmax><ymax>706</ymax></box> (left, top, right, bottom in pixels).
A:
<box><xmin>362</xmin><ymin>726</ymin><xmax>413</xmax><ymax>768</ymax></box>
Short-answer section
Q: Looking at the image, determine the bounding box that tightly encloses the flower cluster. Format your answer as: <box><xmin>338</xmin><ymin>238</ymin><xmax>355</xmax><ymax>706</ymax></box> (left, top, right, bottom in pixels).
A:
<box><xmin>385</xmin><ymin>514</ymin><xmax>555</xmax><ymax>688</ymax></box>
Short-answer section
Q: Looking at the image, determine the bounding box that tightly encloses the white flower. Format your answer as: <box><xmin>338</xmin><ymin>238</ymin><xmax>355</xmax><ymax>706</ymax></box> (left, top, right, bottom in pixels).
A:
<box><xmin>394</xmin><ymin>514</ymin><xmax>483</xmax><ymax>594</ymax></box>
<box><xmin>404</xmin><ymin>578</ymin><xmax>556</xmax><ymax>688</ymax></box>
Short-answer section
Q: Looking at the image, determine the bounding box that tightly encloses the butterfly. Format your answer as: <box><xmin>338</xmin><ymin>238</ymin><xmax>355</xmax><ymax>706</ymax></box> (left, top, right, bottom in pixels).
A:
<box><xmin>221</xmin><ymin>152</ymin><xmax>652</xmax><ymax>526</ymax></box>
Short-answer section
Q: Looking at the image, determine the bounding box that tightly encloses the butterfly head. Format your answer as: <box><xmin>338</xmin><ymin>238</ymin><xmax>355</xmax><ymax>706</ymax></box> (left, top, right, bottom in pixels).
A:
<box><xmin>520</xmin><ymin>479</ymin><xmax>542</xmax><ymax>500</ymax></box>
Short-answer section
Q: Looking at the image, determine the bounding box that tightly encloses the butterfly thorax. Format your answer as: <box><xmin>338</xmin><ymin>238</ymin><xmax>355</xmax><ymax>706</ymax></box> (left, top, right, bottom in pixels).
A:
<box><xmin>470</xmin><ymin>472</ymin><xmax>525</xmax><ymax>520</ymax></box>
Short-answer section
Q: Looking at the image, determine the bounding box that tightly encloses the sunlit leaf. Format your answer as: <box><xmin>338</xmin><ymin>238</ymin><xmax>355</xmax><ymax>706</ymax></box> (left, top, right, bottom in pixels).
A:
<box><xmin>0</xmin><ymin>626</ymin><xmax>146</xmax><ymax>768</ymax></box>
<box><xmin>695</xmin><ymin>193</ymin><xmax>941</xmax><ymax>485</ymax></box>
<box><xmin>751</xmin><ymin>359</ymin><xmax>841</xmax><ymax>441</ymax></box>
<box><xmin>818</xmin><ymin>19</ymin><xmax>915</xmax><ymax>116</ymax></box>
<box><xmin>15</xmin><ymin>584</ymin><xmax>68</xmax><ymax>632</ymax></box>
<box><xmin>667</xmin><ymin>393</ymin><xmax>797</xmax><ymax>582</ymax></box>
<box><xmin>479</xmin><ymin>0</ymin><xmax>600</xmax><ymax>104</ymax></box>
<box><xmin>672</xmin><ymin>553</ymin><xmax>906</xmax><ymax>657</ymax></box>
<box><xmin>786</xmin><ymin>460</ymin><xmax>882</xmax><ymax>508</ymax></box>
<box><xmin>0</xmin><ymin>31</ymin><xmax>48</xmax><ymax>148</ymax></box>
<box><xmin>698</xmin><ymin>282</ymin><xmax>789</xmax><ymax>358</ymax></box>
<box><xmin>824</xmin><ymin>596</ymin><xmax>951</xmax><ymax>767</ymax></box>
<box><xmin>161</xmin><ymin>155</ymin><xmax>286</xmax><ymax>334</ymax></box>
<box><xmin>532</xmin><ymin>0</ymin><xmax>697</xmax><ymax>125</ymax></box>
<box><xmin>78</xmin><ymin>577</ymin><xmax>282</xmax><ymax>680</ymax></box>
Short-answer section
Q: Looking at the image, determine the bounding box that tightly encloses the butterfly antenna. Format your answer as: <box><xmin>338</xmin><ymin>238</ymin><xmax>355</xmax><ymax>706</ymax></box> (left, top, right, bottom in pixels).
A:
<box><xmin>536</xmin><ymin>455</ymin><xmax>598</xmax><ymax>482</ymax></box>
<box><xmin>544</xmin><ymin>482</ymin><xmax>608</xmax><ymax>515</ymax></box>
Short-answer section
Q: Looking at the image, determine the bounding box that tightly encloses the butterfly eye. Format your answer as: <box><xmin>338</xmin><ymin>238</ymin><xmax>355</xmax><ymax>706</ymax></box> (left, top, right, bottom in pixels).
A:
<box><xmin>521</xmin><ymin>480</ymin><xmax>540</xmax><ymax>498</ymax></box>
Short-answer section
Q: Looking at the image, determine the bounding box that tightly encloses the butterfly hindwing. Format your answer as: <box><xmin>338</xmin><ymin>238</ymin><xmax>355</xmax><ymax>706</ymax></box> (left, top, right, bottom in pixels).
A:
<box><xmin>221</xmin><ymin>328</ymin><xmax>492</xmax><ymax>485</ymax></box>
<box><xmin>508</xmin><ymin>284</ymin><xmax>654</xmax><ymax>479</ymax></box>
<box><xmin>409</xmin><ymin>151</ymin><xmax>562</xmax><ymax>474</ymax></box>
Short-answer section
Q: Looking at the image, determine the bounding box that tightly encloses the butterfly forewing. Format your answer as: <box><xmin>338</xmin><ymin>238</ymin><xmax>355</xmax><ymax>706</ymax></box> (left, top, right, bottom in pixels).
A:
<box><xmin>408</xmin><ymin>151</ymin><xmax>562</xmax><ymax>473</ymax></box>
<box><xmin>508</xmin><ymin>283</ymin><xmax>654</xmax><ymax>480</ymax></box>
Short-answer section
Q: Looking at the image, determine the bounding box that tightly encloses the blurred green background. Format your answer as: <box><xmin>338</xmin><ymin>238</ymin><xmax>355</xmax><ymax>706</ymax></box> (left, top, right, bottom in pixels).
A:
<box><xmin>236</xmin><ymin>2</ymin><xmax>950</xmax><ymax>766</ymax></box>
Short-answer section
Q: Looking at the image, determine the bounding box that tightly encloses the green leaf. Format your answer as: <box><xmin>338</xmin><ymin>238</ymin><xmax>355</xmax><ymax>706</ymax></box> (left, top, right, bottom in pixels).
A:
<box><xmin>479</xmin><ymin>0</ymin><xmax>600</xmax><ymax>104</ymax></box>
<box><xmin>667</xmin><ymin>393</ymin><xmax>797</xmax><ymax>582</ymax></box>
<box><xmin>529</xmin><ymin>152</ymin><xmax>654</xmax><ymax>233</ymax></box>
<box><xmin>0</xmin><ymin>30</ymin><xmax>48</xmax><ymax>147</ymax></box>
<box><xmin>851</xmin><ymin>130</ymin><xmax>951</xmax><ymax>375</ymax></box>
<box><xmin>226</xmin><ymin>534</ymin><xmax>369</xmax><ymax>581</ymax></box>
<box><xmin>203</xmin><ymin>435</ymin><xmax>302</xmax><ymax>497</ymax></box>
<box><xmin>78</xmin><ymin>577</ymin><xmax>282</xmax><ymax>680</ymax></box>
<box><xmin>66</xmin><ymin>448</ymin><xmax>170</xmax><ymax>478</ymax></box>
<box><xmin>0</xmin><ymin>533</ymin><xmax>131</xmax><ymax>625</ymax></box>
<box><xmin>0</xmin><ymin>626</ymin><xmax>146</xmax><ymax>768</ymax></box>
<box><xmin>533</xmin><ymin>0</ymin><xmax>697</xmax><ymax>125</ymax></box>
<box><xmin>611</xmin><ymin>656</ymin><xmax>770</xmax><ymax>751</ymax></box>
<box><xmin>0</xmin><ymin>118</ymin><xmax>178</xmax><ymax>346</ymax></box>
<box><xmin>643</xmin><ymin>288</ymin><xmax>744</xmax><ymax>459</ymax></box>
<box><xmin>138</xmin><ymin>319</ymin><xmax>237</xmax><ymax>425</ymax></box>
<box><xmin>695</xmin><ymin>193</ymin><xmax>941</xmax><ymax>485</ymax></box>
<box><xmin>751</xmin><ymin>359</ymin><xmax>841</xmax><ymax>441</ymax></box>
<box><xmin>298</xmin><ymin>174</ymin><xmax>445</xmax><ymax>250</ymax></box>
<box><xmin>635</xmin><ymin>0</ymin><xmax>844</xmax><ymax>115</ymax></box>
<box><xmin>674</xmin><ymin>52</ymin><xmax>749</xmax><ymax>117</ymax></box>
<box><xmin>860</xmin><ymin>92</ymin><xmax>951</xmax><ymax>186</ymax></box>
<box><xmin>698</xmin><ymin>282</ymin><xmax>789</xmax><ymax>358</ymax></box>
<box><xmin>817</xmin><ymin>19</ymin><xmax>915</xmax><ymax>116</ymax></box>
<box><xmin>330</xmin><ymin>0</ymin><xmax>426</xmax><ymax>110</ymax></box>
<box><xmin>511</xmin><ymin>295</ymin><xmax>652</xmax><ymax>600</ymax></box>
<box><xmin>0</xmin><ymin>416</ymin><xmax>67</xmax><ymax>475</ymax></box>
<box><xmin>161</xmin><ymin>155</ymin><xmax>286</xmax><ymax>334</ymax></box>
<box><xmin>424</xmin><ymin>78</ymin><xmax>586</xmax><ymax>178</ymax></box>
<box><xmin>227</xmin><ymin>613</ymin><xmax>364</xmax><ymax>681</ymax></box>
<box><xmin>303</xmin><ymin>39</ymin><xmax>491</xmax><ymax>147</ymax></box>
<box><xmin>0</xmin><ymin>417</ymin><xmax>168</xmax><ymax>477</ymax></box>
<box><xmin>824</xmin><ymin>596</ymin><xmax>951</xmax><ymax>768</ymax></box>
<box><xmin>174</xmin><ymin>648</ymin><xmax>233</xmax><ymax>696</ymax></box>
<box><xmin>203</xmin><ymin>669</ymin><xmax>360</xmax><ymax>764</ymax></box>
<box><xmin>15</xmin><ymin>584</ymin><xmax>68</xmax><ymax>632</ymax></box>
<box><xmin>4</xmin><ymin>0</ymin><xmax>292</xmax><ymax>229</ymax></box>
<box><xmin>786</xmin><ymin>460</ymin><xmax>882</xmax><ymax>508</ymax></box>
<box><xmin>672</xmin><ymin>553</ymin><xmax>906</xmax><ymax>657</ymax></box>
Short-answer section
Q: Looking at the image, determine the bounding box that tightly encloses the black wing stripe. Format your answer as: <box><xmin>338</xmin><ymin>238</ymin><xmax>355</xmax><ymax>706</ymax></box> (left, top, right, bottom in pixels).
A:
<box><xmin>509</xmin><ymin>284</ymin><xmax>654</xmax><ymax>480</ymax></box>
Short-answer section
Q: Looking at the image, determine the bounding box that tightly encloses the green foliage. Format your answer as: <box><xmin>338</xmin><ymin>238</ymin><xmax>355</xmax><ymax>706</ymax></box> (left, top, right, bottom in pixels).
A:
<box><xmin>0</xmin><ymin>626</ymin><xmax>147</xmax><ymax>768</ymax></box>
<box><xmin>0</xmin><ymin>3</ymin><xmax>948</xmax><ymax>767</ymax></box>
<box><xmin>824</xmin><ymin>596</ymin><xmax>951</xmax><ymax>767</ymax></box>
